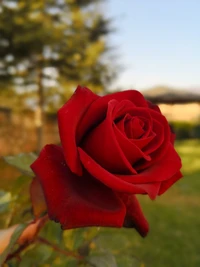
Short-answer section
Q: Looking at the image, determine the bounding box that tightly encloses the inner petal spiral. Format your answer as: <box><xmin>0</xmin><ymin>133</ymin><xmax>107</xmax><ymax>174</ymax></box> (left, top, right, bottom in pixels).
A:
<box><xmin>126</xmin><ymin>117</ymin><xmax>145</xmax><ymax>139</ymax></box>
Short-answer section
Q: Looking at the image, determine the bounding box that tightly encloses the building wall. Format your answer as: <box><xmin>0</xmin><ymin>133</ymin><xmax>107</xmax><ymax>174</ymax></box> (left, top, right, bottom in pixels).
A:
<box><xmin>159</xmin><ymin>103</ymin><xmax>200</xmax><ymax>122</ymax></box>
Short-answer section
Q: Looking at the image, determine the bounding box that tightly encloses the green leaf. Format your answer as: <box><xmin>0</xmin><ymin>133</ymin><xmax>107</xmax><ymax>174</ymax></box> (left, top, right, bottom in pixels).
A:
<box><xmin>18</xmin><ymin>244</ymin><xmax>52</xmax><ymax>267</ymax></box>
<box><xmin>116</xmin><ymin>255</ymin><xmax>141</xmax><ymax>267</ymax></box>
<box><xmin>3</xmin><ymin>153</ymin><xmax>37</xmax><ymax>177</ymax></box>
<box><xmin>12</xmin><ymin>176</ymin><xmax>30</xmax><ymax>195</ymax></box>
<box><xmin>88</xmin><ymin>250</ymin><xmax>117</xmax><ymax>267</ymax></box>
<box><xmin>0</xmin><ymin>190</ymin><xmax>12</xmax><ymax>213</ymax></box>
<box><xmin>0</xmin><ymin>223</ymin><xmax>27</xmax><ymax>266</ymax></box>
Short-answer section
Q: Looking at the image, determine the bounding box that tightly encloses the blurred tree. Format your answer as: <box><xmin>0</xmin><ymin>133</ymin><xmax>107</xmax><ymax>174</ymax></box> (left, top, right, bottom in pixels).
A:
<box><xmin>0</xmin><ymin>0</ymin><xmax>116</xmax><ymax>151</ymax></box>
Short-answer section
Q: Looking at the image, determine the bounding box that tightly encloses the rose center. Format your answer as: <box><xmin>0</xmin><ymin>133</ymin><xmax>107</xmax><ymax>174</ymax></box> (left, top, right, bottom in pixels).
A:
<box><xmin>115</xmin><ymin>114</ymin><xmax>145</xmax><ymax>140</ymax></box>
<box><xmin>124</xmin><ymin>116</ymin><xmax>145</xmax><ymax>139</ymax></box>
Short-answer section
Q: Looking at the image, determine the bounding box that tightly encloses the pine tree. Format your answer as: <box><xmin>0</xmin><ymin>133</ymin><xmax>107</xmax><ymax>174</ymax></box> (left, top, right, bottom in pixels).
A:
<box><xmin>0</xmin><ymin>0</ymin><xmax>116</xmax><ymax>151</ymax></box>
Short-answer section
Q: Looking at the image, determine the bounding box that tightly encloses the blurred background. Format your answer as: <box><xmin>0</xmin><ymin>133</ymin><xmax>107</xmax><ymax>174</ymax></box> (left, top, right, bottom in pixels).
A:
<box><xmin>0</xmin><ymin>0</ymin><xmax>200</xmax><ymax>266</ymax></box>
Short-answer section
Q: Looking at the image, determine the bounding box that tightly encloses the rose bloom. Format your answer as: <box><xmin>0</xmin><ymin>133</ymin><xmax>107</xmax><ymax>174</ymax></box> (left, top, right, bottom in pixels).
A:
<box><xmin>31</xmin><ymin>86</ymin><xmax>182</xmax><ymax>237</ymax></box>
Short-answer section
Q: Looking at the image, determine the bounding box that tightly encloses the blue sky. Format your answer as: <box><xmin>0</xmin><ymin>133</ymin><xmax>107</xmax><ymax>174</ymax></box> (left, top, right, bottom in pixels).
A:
<box><xmin>107</xmin><ymin>0</ymin><xmax>200</xmax><ymax>92</ymax></box>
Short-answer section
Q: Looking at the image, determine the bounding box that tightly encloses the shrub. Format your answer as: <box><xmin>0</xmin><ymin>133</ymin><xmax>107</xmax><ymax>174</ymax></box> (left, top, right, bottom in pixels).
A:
<box><xmin>170</xmin><ymin>121</ymin><xmax>200</xmax><ymax>140</ymax></box>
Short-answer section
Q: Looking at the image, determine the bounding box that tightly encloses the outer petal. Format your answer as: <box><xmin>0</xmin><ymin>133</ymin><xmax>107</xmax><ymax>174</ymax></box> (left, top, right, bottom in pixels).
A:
<box><xmin>169</xmin><ymin>124</ymin><xmax>176</xmax><ymax>144</ymax></box>
<box><xmin>120</xmin><ymin>194</ymin><xmax>149</xmax><ymax>237</ymax></box>
<box><xmin>58</xmin><ymin>85</ymin><xmax>99</xmax><ymax>175</ymax></box>
<box><xmin>158</xmin><ymin>171</ymin><xmax>183</xmax><ymax>195</ymax></box>
<box><xmin>170</xmin><ymin>132</ymin><xmax>176</xmax><ymax>144</ymax></box>
<box><xmin>31</xmin><ymin>144</ymin><xmax>126</xmax><ymax>229</ymax></box>
<box><xmin>147</xmin><ymin>100</ymin><xmax>161</xmax><ymax>113</ymax></box>
<box><xmin>78</xmin><ymin>147</ymin><xmax>161</xmax><ymax>199</ymax></box>
<box><xmin>117</xmin><ymin>144</ymin><xmax>182</xmax><ymax>184</ymax></box>
<box><xmin>30</xmin><ymin>177</ymin><xmax>47</xmax><ymax>219</ymax></box>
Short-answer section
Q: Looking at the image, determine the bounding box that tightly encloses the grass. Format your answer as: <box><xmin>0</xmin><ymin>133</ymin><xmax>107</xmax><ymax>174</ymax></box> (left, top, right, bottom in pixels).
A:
<box><xmin>97</xmin><ymin>140</ymin><xmax>200</xmax><ymax>267</ymax></box>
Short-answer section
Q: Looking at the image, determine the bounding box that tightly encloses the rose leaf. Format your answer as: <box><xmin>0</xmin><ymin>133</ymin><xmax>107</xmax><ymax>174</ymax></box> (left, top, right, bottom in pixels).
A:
<box><xmin>3</xmin><ymin>153</ymin><xmax>37</xmax><ymax>177</ymax></box>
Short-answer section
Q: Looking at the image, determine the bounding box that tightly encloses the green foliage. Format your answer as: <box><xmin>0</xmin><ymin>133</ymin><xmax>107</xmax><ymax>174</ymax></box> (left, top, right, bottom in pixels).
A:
<box><xmin>0</xmin><ymin>0</ymin><xmax>116</xmax><ymax>111</ymax></box>
<box><xmin>170</xmin><ymin>121</ymin><xmax>200</xmax><ymax>139</ymax></box>
<box><xmin>192</xmin><ymin>124</ymin><xmax>200</xmax><ymax>138</ymax></box>
<box><xmin>3</xmin><ymin>153</ymin><xmax>37</xmax><ymax>177</ymax></box>
<box><xmin>0</xmin><ymin>190</ymin><xmax>12</xmax><ymax>213</ymax></box>
<box><xmin>17</xmin><ymin>243</ymin><xmax>53</xmax><ymax>267</ymax></box>
<box><xmin>88</xmin><ymin>250</ymin><xmax>117</xmax><ymax>267</ymax></box>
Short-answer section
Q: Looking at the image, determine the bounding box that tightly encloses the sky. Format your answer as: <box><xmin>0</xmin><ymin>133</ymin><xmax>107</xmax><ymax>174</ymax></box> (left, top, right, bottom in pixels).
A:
<box><xmin>106</xmin><ymin>0</ymin><xmax>200</xmax><ymax>92</ymax></box>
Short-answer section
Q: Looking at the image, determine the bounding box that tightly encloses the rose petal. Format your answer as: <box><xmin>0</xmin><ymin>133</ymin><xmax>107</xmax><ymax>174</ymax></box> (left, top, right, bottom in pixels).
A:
<box><xmin>79</xmin><ymin>147</ymin><xmax>161</xmax><ymax>199</ymax></box>
<box><xmin>113</xmin><ymin>100</ymin><xmax>155</xmax><ymax>149</ymax></box>
<box><xmin>136</xmin><ymin>109</ymin><xmax>171</xmax><ymax>170</ymax></box>
<box><xmin>115</xmin><ymin>113</ymin><xmax>130</xmax><ymax>134</ymax></box>
<box><xmin>58</xmin><ymin>85</ymin><xmax>99</xmax><ymax>175</ymax></box>
<box><xmin>31</xmin><ymin>145</ymin><xmax>126</xmax><ymax>229</ymax></box>
<box><xmin>130</xmin><ymin>117</ymin><xmax>145</xmax><ymax>138</ymax></box>
<box><xmin>77</xmin><ymin>90</ymin><xmax>148</xmax><ymax>145</ymax></box>
<box><xmin>120</xmin><ymin>194</ymin><xmax>149</xmax><ymax>237</ymax></box>
<box><xmin>112</xmin><ymin>99</ymin><xmax>136</xmax><ymax>119</ymax></box>
<box><xmin>113</xmin><ymin>105</ymin><xmax>155</xmax><ymax>148</ymax></box>
<box><xmin>158</xmin><ymin>171</ymin><xmax>183</xmax><ymax>195</ymax></box>
<box><xmin>148</xmin><ymin>109</ymin><xmax>171</xmax><ymax>159</ymax></box>
<box><xmin>113</xmin><ymin>123</ymin><xmax>151</xmax><ymax>165</ymax></box>
<box><xmin>143</xmin><ymin>119</ymin><xmax>164</xmax><ymax>154</ymax></box>
<box><xmin>114</xmin><ymin>105</ymin><xmax>156</xmax><ymax>150</ymax></box>
<box><xmin>147</xmin><ymin>101</ymin><xmax>161</xmax><ymax>113</ymax></box>
<box><xmin>131</xmin><ymin>133</ymin><xmax>156</xmax><ymax>150</ymax></box>
<box><xmin>81</xmin><ymin>100</ymin><xmax>137</xmax><ymax>174</ymax></box>
<box><xmin>170</xmin><ymin>132</ymin><xmax>176</xmax><ymax>144</ymax></box>
<box><xmin>30</xmin><ymin>177</ymin><xmax>47</xmax><ymax>219</ymax></box>
<box><xmin>117</xmin><ymin>144</ymin><xmax>182</xmax><ymax>184</ymax></box>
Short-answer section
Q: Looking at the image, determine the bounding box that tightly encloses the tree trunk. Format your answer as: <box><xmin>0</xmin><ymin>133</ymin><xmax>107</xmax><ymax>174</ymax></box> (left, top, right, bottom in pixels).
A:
<box><xmin>35</xmin><ymin>68</ymin><xmax>45</xmax><ymax>153</ymax></box>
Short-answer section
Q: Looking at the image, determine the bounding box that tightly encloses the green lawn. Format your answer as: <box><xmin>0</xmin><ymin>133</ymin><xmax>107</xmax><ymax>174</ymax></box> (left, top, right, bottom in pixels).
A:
<box><xmin>97</xmin><ymin>140</ymin><xmax>200</xmax><ymax>267</ymax></box>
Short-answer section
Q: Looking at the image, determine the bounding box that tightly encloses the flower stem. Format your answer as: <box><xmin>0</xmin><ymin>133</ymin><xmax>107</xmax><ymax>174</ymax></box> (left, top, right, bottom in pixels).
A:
<box><xmin>37</xmin><ymin>236</ymin><xmax>83</xmax><ymax>260</ymax></box>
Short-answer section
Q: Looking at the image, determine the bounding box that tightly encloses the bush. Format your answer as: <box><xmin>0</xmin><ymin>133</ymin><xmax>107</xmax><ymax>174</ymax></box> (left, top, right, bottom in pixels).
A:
<box><xmin>170</xmin><ymin>121</ymin><xmax>200</xmax><ymax>140</ymax></box>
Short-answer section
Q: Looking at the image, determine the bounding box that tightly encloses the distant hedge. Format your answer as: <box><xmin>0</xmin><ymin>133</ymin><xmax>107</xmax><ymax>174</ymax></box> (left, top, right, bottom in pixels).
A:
<box><xmin>170</xmin><ymin>121</ymin><xmax>200</xmax><ymax>139</ymax></box>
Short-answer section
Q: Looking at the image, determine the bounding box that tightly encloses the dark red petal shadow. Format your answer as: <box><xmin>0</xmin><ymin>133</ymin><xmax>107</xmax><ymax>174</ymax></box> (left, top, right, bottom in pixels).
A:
<box><xmin>136</xmin><ymin>109</ymin><xmax>171</xmax><ymax>170</ymax></box>
<box><xmin>147</xmin><ymin>101</ymin><xmax>161</xmax><ymax>113</ymax></box>
<box><xmin>58</xmin><ymin>85</ymin><xmax>99</xmax><ymax>175</ymax></box>
<box><xmin>120</xmin><ymin>193</ymin><xmax>149</xmax><ymax>237</ymax></box>
<box><xmin>82</xmin><ymin>100</ymin><xmax>137</xmax><ymax>174</ymax></box>
<box><xmin>31</xmin><ymin>145</ymin><xmax>126</xmax><ymax>229</ymax></box>
<box><xmin>30</xmin><ymin>177</ymin><xmax>47</xmax><ymax>219</ymax></box>
<box><xmin>77</xmin><ymin>90</ymin><xmax>148</xmax><ymax>145</ymax></box>
<box><xmin>143</xmin><ymin>119</ymin><xmax>164</xmax><ymax>155</ymax></box>
<box><xmin>170</xmin><ymin>132</ymin><xmax>176</xmax><ymax>144</ymax></box>
<box><xmin>158</xmin><ymin>171</ymin><xmax>183</xmax><ymax>195</ymax></box>
<box><xmin>116</xmin><ymin>144</ymin><xmax>182</xmax><ymax>185</ymax></box>
<box><xmin>113</xmin><ymin>123</ymin><xmax>151</xmax><ymax>165</ymax></box>
<box><xmin>78</xmin><ymin>147</ymin><xmax>161</xmax><ymax>199</ymax></box>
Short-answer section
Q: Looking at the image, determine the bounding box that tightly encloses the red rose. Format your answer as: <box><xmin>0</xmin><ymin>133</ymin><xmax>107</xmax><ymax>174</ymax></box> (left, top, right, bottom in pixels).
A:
<box><xmin>31</xmin><ymin>86</ymin><xmax>182</xmax><ymax>237</ymax></box>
